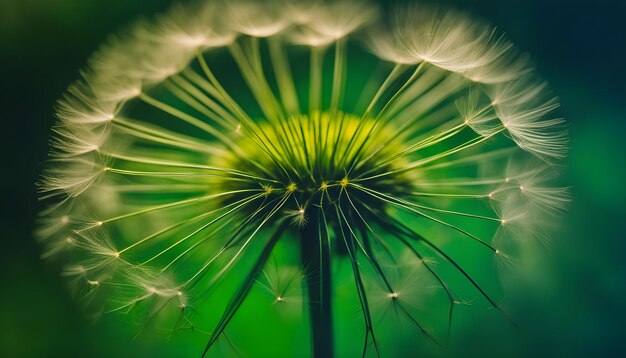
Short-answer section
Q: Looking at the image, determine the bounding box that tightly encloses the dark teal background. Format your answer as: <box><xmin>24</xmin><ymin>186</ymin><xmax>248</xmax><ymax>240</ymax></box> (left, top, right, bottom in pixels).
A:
<box><xmin>1</xmin><ymin>0</ymin><xmax>625</xmax><ymax>356</ymax></box>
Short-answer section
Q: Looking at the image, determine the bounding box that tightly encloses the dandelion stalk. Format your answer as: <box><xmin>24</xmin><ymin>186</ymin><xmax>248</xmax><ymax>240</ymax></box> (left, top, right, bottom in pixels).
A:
<box><xmin>301</xmin><ymin>207</ymin><xmax>333</xmax><ymax>358</ymax></box>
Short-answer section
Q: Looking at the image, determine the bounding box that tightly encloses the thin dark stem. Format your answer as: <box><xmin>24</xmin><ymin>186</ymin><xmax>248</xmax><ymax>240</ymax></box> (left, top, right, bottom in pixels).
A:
<box><xmin>301</xmin><ymin>208</ymin><xmax>333</xmax><ymax>358</ymax></box>
<box><xmin>201</xmin><ymin>220</ymin><xmax>289</xmax><ymax>357</ymax></box>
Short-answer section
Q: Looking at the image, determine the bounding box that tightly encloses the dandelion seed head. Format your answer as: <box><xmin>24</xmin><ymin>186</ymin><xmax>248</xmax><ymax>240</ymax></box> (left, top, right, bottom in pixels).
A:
<box><xmin>228</xmin><ymin>0</ymin><xmax>290</xmax><ymax>38</ymax></box>
<box><xmin>37</xmin><ymin>0</ymin><xmax>568</xmax><ymax>354</ymax></box>
<box><xmin>145</xmin><ymin>2</ymin><xmax>237</xmax><ymax>49</ymax></box>
<box><xmin>283</xmin><ymin>0</ymin><xmax>322</xmax><ymax>25</ymax></box>
<box><xmin>305</xmin><ymin>1</ymin><xmax>378</xmax><ymax>40</ymax></box>
<box><xmin>367</xmin><ymin>28</ymin><xmax>421</xmax><ymax>65</ymax></box>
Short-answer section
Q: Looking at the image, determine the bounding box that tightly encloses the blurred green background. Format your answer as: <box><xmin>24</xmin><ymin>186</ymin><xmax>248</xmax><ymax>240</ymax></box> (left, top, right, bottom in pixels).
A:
<box><xmin>1</xmin><ymin>0</ymin><xmax>625</xmax><ymax>356</ymax></box>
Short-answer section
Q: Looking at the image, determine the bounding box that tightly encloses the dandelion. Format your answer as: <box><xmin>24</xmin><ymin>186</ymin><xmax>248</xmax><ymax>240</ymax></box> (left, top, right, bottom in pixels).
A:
<box><xmin>37</xmin><ymin>0</ymin><xmax>569</xmax><ymax>356</ymax></box>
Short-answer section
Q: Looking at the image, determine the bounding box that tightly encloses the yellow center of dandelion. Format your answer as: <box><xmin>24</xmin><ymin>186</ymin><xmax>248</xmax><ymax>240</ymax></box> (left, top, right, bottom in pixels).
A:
<box><xmin>211</xmin><ymin>111</ymin><xmax>414</xmax><ymax>223</ymax></box>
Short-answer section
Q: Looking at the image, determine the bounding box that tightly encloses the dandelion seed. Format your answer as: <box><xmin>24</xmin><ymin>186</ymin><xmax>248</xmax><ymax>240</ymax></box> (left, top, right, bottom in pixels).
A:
<box><xmin>263</xmin><ymin>184</ymin><xmax>274</xmax><ymax>196</ymax></box>
<box><xmin>37</xmin><ymin>0</ymin><xmax>568</xmax><ymax>356</ymax></box>
<box><xmin>319</xmin><ymin>181</ymin><xmax>329</xmax><ymax>191</ymax></box>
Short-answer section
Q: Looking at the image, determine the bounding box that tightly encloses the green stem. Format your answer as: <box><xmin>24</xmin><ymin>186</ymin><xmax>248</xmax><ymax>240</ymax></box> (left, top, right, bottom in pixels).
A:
<box><xmin>301</xmin><ymin>209</ymin><xmax>333</xmax><ymax>358</ymax></box>
<box><xmin>309</xmin><ymin>47</ymin><xmax>323</xmax><ymax>114</ymax></box>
